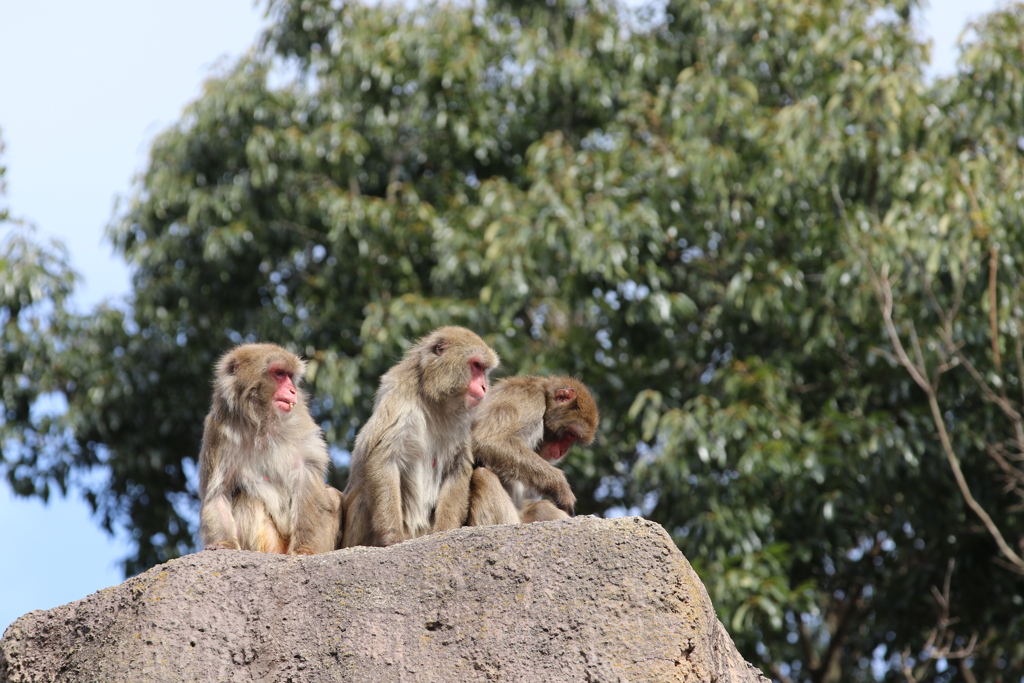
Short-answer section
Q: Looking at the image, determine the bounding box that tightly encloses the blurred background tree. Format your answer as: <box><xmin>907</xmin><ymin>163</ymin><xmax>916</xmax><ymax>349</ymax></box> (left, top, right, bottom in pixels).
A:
<box><xmin>3</xmin><ymin>1</ymin><xmax>1024</xmax><ymax>680</ymax></box>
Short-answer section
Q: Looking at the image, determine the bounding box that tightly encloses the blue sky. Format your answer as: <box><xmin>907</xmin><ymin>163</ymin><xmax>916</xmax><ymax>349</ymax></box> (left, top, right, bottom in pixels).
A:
<box><xmin>0</xmin><ymin>0</ymin><xmax>1004</xmax><ymax>634</ymax></box>
<box><xmin>0</xmin><ymin>0</ymin><xmax>265</xmax><ymax>633</ymax></box>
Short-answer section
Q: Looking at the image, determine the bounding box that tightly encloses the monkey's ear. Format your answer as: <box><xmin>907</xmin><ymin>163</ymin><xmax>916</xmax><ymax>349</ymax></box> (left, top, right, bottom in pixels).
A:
<box><xmin>227</xmin><ymin>360</ymin><xmax>239</xmax><ymax>375</ymax></box>
<box><xmin>433</xmin><ymin>342</ymin><xmax>447</xmax><ymax>356</ymax></box>
<box><xmin>554</xmin><ymin>388</ymin><xmax>576</xmax><ymax>403</ymax></box>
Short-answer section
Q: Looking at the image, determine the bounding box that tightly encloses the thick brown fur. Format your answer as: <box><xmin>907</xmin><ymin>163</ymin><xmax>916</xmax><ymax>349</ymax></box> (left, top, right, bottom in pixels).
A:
<box><xmin>341</xmin><ymin>326</ymin><xmax>499</xmax><ymax>547</ymax></box>
<box><xmin>466</xmin><ymin>467</ymin><xmax>520</xmax><ymax>526</ymax></box>
<box><xmin>198</xmin><ymin>343</ymin><xmax>342</xmax><ymax>554</ymax></box>
<box><xmin>470</xmin><ymin>375</ymin><xmax>599</xmax><ymax>524</ymax></box>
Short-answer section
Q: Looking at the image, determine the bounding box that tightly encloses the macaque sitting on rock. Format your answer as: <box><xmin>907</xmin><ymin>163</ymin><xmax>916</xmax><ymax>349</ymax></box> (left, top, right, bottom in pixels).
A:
<box><xmin>198</xmin><ymin>343</ymin><xmax>342</xmax><ymax>554</ymax></box>
<box><xmin>468</xmin><ymin>375</ymin><xmax>599</xmax><ymax>524</ymax></box>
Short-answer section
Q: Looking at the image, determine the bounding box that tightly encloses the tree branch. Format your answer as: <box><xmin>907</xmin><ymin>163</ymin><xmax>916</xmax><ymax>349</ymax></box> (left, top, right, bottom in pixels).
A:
<box><xmin>911</xmin><ymin>317</ymin><xmax>1024</xmax><ymax>569</ymax></box>
<box><xmin>901</xmin><ymin>559</ymin><xmax>979</xmax><ymax>682</ymax></box>
<box><xmin>835</xmin><ymin>185</ymin><xmax>1024</xmax><ymax>571</ymax></box>
<box><xmin>989</xmin><ymin>245</ymin><xmax>1003</xmax><ymax>378</ymax></box>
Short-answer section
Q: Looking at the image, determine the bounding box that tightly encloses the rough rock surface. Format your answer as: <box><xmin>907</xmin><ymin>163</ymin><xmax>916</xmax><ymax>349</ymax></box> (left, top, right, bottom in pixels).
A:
<box><xmin>1</xmin><ymin>516</ymin><xmax>767</xmax><ymax>683</ymax></box>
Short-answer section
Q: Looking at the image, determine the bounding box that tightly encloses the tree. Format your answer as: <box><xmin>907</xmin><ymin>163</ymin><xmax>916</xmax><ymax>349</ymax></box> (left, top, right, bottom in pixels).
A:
<box><xmin>0</xmin><ymin>129</ymin><xmax>81</xmax><ymax>506</ymax></box>
<box><xmin>3</xmin><ymin>1</ymin><xmax>1024</xmax><ymax>680</ymax></box>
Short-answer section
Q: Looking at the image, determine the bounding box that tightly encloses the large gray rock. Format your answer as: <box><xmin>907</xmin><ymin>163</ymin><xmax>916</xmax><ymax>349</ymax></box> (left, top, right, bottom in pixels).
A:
<box><xmin>1</xmin><ymin>516</ymin><xmax>766</xmax><ymax>682</ymax></box>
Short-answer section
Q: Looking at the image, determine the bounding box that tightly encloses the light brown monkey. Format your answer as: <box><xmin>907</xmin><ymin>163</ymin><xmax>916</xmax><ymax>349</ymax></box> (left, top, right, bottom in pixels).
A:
<box><xmin>469</xmin><ymin>376</ymin><xmax>599</xmax><ymax>524</ymax></box>
<box><xmin>341</xmin><ymin>326</ymin><xmax>500</xmax><ymax>547</ymax></box>
<box><xmin>198</xmin><ymin>343</ymin><xmax>342</xmax><ymax>554</ymax></box>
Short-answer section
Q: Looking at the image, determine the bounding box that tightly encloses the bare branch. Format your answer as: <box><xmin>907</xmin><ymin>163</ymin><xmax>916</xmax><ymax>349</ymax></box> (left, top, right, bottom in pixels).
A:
<box><xmin>817</xmin><ymin>581</ymin><xmax>864</xmax><ymax>683</ymax></box>
<box><xmin>1015</xmin><ymin>320</ymin><xmax>1024</xmax><ymax>409</ymax></box>
<box><xmin>944</xmin><ymin>341</ymin><xmax>1023</xmax><ymax>424</ymax></box>
<box><xmin>953</xmin><ymin>163</ymin><xmax>1020</xmax><ymax>439</ymax></box>
<box><xmin>899</xmin><ymin>645</ymin><xmax>918</xmax><ymax>683</ymax></box>
<box><xmin>923</xmin><ymin>274</ymin><xmax>949</xmax><ymax>328</ymax></box>
<box><xmin>877</xmin><ymin>265</ymin><xmax>932</xmax><ymax>393</ymax></box>
<box><xmin>989</xmin><ymin>245</ymin><xmax>1003</xmax><ymax>378</ymax></box>
<box><xmin>797</xmin><ymin>616</ymin><xmax>819</xmax><ymax>673</ymax></box>
<box><xmin>908</xmin><ymin>322</ymin><xmax>934</xmax><ymax>387</ymax></box>
<box><xmin>1010</xmin><ymin>320</ymin><xmax>1024</xmax><ymax>450</ymax></box>
<box><xmin>984</xmin><ymin>441</ymin><xmax>1024</xmax><ymax>491</ymax></box>
<box><xmin>868</xmin><ymin>346</ymin><xmax>900</xmax><ymax>367</ymax></box>
<box><xmin>952</xmin><ymin>161</ymin><xmax>999</xmax><ymax>357</ymax></box>
<box><xmin>921</xmin><ymin>376</ymin><xmax>1024</xmax><ymax>568</ymax></box>
<box><xmin>902</xmin><ymin>560</ymin><xmax>979</xmax><ymax>682</ymax></box>
<box><xmin>835</xmin><ymin>185</ymin><xmax>1024</xmax><ymax>571</ymax></box>
<box><xmin>992</xmin><ymin>555</ymin><xmax>1024</xmax><ymax>575</ymax></box>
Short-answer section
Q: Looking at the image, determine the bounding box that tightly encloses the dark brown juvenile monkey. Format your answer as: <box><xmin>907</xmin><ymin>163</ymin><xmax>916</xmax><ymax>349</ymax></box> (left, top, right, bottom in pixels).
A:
<box><xmin>341</xmin><ymin>326</ymin><xmax>499</xmax><ymax>547</ymax></box>
<box><xmin>470</xmin><ymin>376</ymin><xmax>599</xmax><ymax>524</ymax></box>
<box><xmin>198</xmin><ymin>343</ymin><xmax>342</xmax><ymax>554</ymax></box>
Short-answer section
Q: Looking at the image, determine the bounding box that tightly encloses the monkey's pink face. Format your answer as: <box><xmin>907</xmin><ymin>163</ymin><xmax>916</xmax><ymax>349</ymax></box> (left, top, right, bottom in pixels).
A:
<box><xmin>270</xmin><ymin>365</ymin><xmax>298</xmax><ymax>413</ymax></box>
<box><xmin>540</xmin><ymin>434</ymin><xmax>578</xmax><ymax>463</ymax></box>
<box><xmin>465</xmin><ymin>358</ymin><xmax>489</xmax><ymax>408</ymax></box>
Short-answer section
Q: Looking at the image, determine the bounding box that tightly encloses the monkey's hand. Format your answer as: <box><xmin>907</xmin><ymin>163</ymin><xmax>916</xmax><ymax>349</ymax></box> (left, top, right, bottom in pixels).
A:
<box><xmin>551</xmin><ymin>481</ymin><xmax>577</xmax><ymax>516</ymax></box>
<box><xmin>536</xmin><ymin>466</ymin><xmax>577</xmax><ymax>516</ymax></box>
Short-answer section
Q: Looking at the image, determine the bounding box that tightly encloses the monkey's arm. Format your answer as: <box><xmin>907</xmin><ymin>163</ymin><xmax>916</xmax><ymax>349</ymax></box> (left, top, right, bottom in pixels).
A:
<box><xmin>287</xmin><ymin>451</ymin><xmax>336</xmax><ymax>555</ymax></box>
<box><xmin>344</xmin><ymin>406</ymin><xmax>407</xmax><ymax>547</ymax></box>
<box><xmin>197</xmin><ymin>433</ymin><xmax>242</xmax><ymax>550</ymax></box>
<box><xmin>475</xmin><ymin>401</ymin><xmax>573</xmax><ymax>491</ymax></box>
<box><xmin>364</xmin><ymin>451</ymin><xmax>406</xmax><ymax>547</ymax></box>
<box><xmin>473</xmin><ymin>405</ymin><xmax>576</xmax><ymax>514</ymax></box>
<box><xmin>476</xmin><ymin>434</ymin><xmax>576</xmax><ymax>515</ymax></box>
<box><xmin>434</xmin><ymin>446</ymin><xmax>473</xmax><ymax>531</ymax></box>
<box><xmin>198</xmin><ymin>479</ymin><xmax>241</xmax><ymax>550</ymax></box>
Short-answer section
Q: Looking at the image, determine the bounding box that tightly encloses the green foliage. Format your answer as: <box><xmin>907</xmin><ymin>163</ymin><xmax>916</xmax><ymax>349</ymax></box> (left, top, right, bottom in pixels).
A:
<box><xmin>4</xmin><ymin>2</ymin><xmax>1024</xmax><ymax>681</ymax></box>
<box><xmin>1</xmin><ymin>131</ymin><xmax>81</xmax><ymax>503</ymax></box>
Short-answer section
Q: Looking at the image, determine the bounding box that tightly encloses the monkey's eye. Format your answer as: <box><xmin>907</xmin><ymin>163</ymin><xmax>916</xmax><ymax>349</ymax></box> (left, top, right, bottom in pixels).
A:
<box><xmin>433</xmin><ymin>343</ymin><xmax>446</xmax><ymax>356</ymax></box>
<box><xmin>471</xmin><ymin>361</ymin><xmax>484</xmax><ymax>372</ymax></box>
<box><xmin>272</xmin><ymin>368</ymin><xmax>289</xmax><ymax>380</ymax></box>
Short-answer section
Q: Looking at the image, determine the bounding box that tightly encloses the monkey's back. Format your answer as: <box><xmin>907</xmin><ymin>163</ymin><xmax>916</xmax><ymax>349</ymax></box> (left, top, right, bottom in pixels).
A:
<box><xmin>473</xmin><ymin>377</ymin><xmax>547</xmax><ymax>450</ymax></box>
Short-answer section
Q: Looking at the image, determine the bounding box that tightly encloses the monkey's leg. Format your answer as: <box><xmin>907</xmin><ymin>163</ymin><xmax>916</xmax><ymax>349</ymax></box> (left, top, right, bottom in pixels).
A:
<box><xmin>290</xmin><ymin>484</ymin><xmax>343</xmax><ymax>554</ymax></box>
<box><xmin>520</xmin><ymin>499</ymin><xmax>570</xmax><ymax>523</ymax></box>
<box><xmin>233</xmin><ymin>493</ymin><xmax>288</xmax><ymax>553</ymax></box>
<box><xmin>328</xmin><ymin>485</ymin><xmax>345</xmax><ymax>550</ymax></box>
<box><xmin>257</xmin><ymin>522</ymin><xmax>289</xmax><ymax>554</ymax></box>
<box><xmin>433</xmin><ymin>452</ymin><xmax>474</xmax><ymax>531</ymax></box>
<box><xmin>466</xmin><ymin>467</ymin><xmax>521</xmax><ymax>526</ymax></box>
<box><xmin>340</xmin><ymin>487</ymin><xmax>373</xmax><ymax>548</ymax></box>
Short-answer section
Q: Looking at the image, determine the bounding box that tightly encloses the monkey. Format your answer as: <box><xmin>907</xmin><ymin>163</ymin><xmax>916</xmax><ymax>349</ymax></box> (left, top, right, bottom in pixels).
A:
<box><xmin>198</xmin><ymin>343</ymin><xmax>343</xmax><ymax>555</ymax></box>
<box><xmin>469</xmin><ymin>375</ymin><xmax>599</xmax><ymax>524</ymax></box>
<box><xmin>340</xmin><ymin>326</ymin><xmax>500</xmax><ymax>548</ymax></box>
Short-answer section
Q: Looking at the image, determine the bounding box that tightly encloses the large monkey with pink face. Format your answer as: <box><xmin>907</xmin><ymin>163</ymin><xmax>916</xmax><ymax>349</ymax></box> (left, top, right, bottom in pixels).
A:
<box><xmin>198</xmin><ymin>343</ymin><xmax>341</xmax><ymax>554</ymax></box>
<box><xmin>341</xmin><ymin>326</ymin><xmax>499</xmax><ymax>547</ymax></box>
